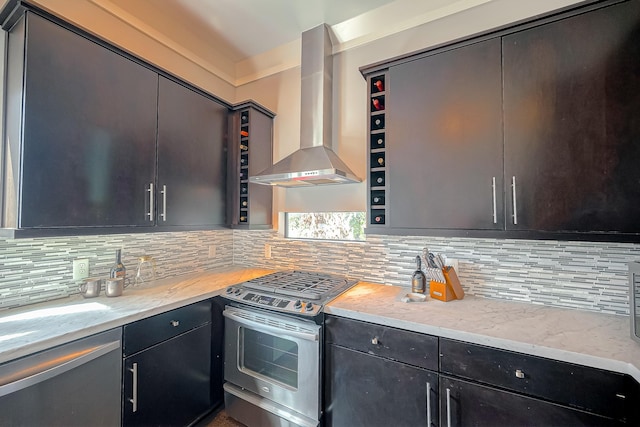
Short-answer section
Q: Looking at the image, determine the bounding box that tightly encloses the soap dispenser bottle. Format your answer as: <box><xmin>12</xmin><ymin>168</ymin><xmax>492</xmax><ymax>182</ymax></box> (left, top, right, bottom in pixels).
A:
<box><xmin>411</xmin><ymin>255</ymin><xmax>426</xmax><ymax>294</ymax></box>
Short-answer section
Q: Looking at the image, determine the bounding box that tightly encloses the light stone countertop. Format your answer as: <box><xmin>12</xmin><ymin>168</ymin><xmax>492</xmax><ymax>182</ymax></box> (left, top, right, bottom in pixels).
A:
<box><xmin>0</xmin><ymin>266</ymin><xmax>274</xmax><ymax>364</ymax></box>
<box><xmin>325</xmin><ymin>282</ymin><xmax>640</xmax><ymax>382</ymax></box>
<box><xmin>2</xmin><ymin>270</ymin><xmax>639</xmax><ymax>384</ymax></box>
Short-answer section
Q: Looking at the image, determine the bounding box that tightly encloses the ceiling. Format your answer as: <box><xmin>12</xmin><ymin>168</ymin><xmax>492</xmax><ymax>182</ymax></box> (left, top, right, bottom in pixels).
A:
<box><xmin>94</xmin><ymin>0</ymin><xmax>492</xmax><ymax>84</ymax></box>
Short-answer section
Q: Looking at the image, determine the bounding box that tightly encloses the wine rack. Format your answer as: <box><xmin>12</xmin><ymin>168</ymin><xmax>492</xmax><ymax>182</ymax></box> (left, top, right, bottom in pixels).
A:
<box><xmin>368</xmin><ymin>72</ymin><xmax>387</xmax><ymax>226</ymax></box>
<box><xmin>227</xmin><ymin>102</ymin><xmax>275</xmax><ymax>229</ymax></box>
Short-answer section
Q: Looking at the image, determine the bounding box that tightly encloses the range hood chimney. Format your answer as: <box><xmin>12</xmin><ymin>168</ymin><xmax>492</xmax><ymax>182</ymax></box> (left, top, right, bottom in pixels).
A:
<box><xmin>249</xmin><ymin>24</ymin><xmax>361</xmax><ymax>187</ymax></box>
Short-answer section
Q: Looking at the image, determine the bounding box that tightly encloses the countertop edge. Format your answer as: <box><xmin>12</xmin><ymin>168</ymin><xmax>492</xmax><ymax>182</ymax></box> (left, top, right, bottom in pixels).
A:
<box><xmin>324</xmin><ymin>305</ymin><xmax>640</xmax><ymax>383</ymax></box>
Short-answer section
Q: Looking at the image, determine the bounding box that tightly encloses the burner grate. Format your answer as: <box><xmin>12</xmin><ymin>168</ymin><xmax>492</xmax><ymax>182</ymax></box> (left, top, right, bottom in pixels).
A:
<box><xmin>242</xmin><ymin>270</ymin><xmax>352</xmax><ymax>301</ymax></box>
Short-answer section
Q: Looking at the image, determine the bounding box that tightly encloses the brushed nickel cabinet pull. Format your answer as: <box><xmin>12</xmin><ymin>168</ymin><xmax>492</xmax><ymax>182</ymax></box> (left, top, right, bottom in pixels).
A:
<box><xmin>446</xmin><ymin>387</ymin><xmax>452</xmax><ymax>427</ymax></box>
<box><xmin>129</xmin><ymin>362</ymin><xmax>138</xmax><ymax>413</ymax></box>
<box><xmin>492</xmin><ymin>176</ymin><xmax>497</xmax><ymax>224</ymax></box>
<box><xmin>146</xmin><ymin>183</ymin><xmax>154</xmax><ymax>222</ymax></box>
<box><xmin>511</xmin><ymin>176</ymin><xmax>518</xmax><ymax>225</ymax></box>
<box><xmin>426</xmin><ymin>381</ymin><xmax>432</xmax><ymax>426</ymax></box>
<box><xmin>160</xmin><ymin>185</ymin><xmax>167</xmax><ymax>221</ymax></box>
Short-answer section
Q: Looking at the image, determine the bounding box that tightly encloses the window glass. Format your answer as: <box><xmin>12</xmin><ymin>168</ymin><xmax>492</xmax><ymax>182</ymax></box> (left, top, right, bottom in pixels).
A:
<box><xmin>286</xmin><ymin>212</ymin><xmax>365</xmax><ymax>241</ymax></box>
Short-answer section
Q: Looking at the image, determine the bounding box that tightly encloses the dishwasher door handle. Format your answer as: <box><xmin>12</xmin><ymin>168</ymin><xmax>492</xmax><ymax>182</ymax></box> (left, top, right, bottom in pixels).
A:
<box><xmin>0</xmin><ymin>340</ymin><xmax>121</xmax><ymax>397</ymax></box>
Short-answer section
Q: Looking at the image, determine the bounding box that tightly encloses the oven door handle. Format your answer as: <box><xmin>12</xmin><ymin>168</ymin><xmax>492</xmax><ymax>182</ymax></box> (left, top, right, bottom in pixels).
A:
<box><xmin>223</xmin><ymin>310</ymin><xmax>320</xmax><ymax>342</ymax></box>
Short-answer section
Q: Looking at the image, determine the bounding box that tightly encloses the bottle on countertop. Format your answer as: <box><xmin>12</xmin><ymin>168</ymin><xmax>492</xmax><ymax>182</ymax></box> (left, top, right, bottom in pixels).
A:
<box><xmin>110</xmin><ymin>249</ymin><xmax>126</xmax><ymax>282</ymax></box>
<box><xmin>411</xmin><ymin>255</ymin><xmax>426</xmax><ymax>294</ymax></box>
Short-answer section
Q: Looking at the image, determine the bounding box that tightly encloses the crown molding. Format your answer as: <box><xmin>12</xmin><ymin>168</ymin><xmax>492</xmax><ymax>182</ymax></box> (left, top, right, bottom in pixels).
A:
<box><xmin>88</xmin><ymin>0</ymin><xmax>236</xmax><ymax>85</ymax></box>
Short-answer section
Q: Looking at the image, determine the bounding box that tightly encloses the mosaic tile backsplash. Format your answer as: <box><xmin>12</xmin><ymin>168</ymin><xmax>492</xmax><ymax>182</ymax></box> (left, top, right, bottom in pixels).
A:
<box><xmin>1</xmin><ymin>229</ymin><xmax>638</xmax><ymax>316</ymax></box>
<box><xmin>0</xmin><ymin>231</ymin><xmax>233</xmax><ymax>310</ymax></box>
<box><xmin>233</xmin><ymin>230</ymin><xmax>640</xmax><ymax>316</ymax></box>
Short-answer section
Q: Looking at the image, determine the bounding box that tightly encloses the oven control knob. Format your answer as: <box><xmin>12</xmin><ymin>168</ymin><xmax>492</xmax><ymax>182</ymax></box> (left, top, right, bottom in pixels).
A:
<box><xmin>234</xmin><ymin>288</ymin><xmax>242</xmax><ymax>295</ymax></box>
<box><xmin>225</xmin><ymin>287</ymin><xmax>234</xmax><ymax>294</ymax></box>
<box><xmin>294</xmin><ymin>300</ymin><xmax>302</xmax><ymax>310</ymax></box>
<box><xmin>305</xmin><ymin>302</ymin><xmax>314</xmax><ymax>312</ymax></box>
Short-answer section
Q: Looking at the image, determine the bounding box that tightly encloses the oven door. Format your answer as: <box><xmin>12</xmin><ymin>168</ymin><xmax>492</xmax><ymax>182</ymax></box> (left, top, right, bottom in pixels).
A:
<box><xmin>223</xmin><ymin>306</ymin><xmax>321</xmax><ymax>421</ymax></box>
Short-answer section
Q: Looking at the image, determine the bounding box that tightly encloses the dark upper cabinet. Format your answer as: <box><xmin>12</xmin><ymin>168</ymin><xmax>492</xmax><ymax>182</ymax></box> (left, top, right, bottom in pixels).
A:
<box><xmin>226</xmin><ymin>103</ymin><xmax>274</xmax><ymax>229</ymax></box>
<box><xmin>1</xmin><ymin>5</ymin><xmax>233</xmax><ymax>236</ymax></box>
<box><xmin>157</xmin><ymin>76</ymin><xmax>227</xmax><ymax>227</ymax></box>
<box><xmin>4</xmin><ymin>12</ymin><xmax>158</xmax><ymax>229</ymax></box>
<box><xmin>364</xmin><ymin>0</ymin><xmax>640</xmax><ymax>241</ymax></box>
<box><xmin>503</xmin><ymin>0</ymin><xmax>640</xmax><ymax>234</ymax></box>
<box><xmin>386</xmin><ymin>38</ymin><xmax>504</xmax><ymax>230</ymax></box>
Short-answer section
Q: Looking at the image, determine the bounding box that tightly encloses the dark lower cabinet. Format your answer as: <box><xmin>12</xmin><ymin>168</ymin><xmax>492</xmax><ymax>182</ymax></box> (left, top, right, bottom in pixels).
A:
<box><xmin>324</xmin><ymin>345</ymin><xmax>438</xmax><ymax>427</ymax></box>
<box><xmin>123</xmin><ymin>324</ymin><xmax>212</xmax><ymax>426</ymax></box>
<box><xmin>122</xmin><ymin>301</ymin><xmax>214</xmax><ymax>427</ymax></box>
<box><xmin>324</xmin><ymin>316</ymin><xmax>639</xmax><ymax>426</ymax></box>
<box><xmin>324</xmin><ymin>315</ymin><xmax>439</xmax><ymax>426</ymax></box>
<box><xmin>440</xmin><ymin>376</ymin><xmax>622</xmax><ymax>427</ymax></box>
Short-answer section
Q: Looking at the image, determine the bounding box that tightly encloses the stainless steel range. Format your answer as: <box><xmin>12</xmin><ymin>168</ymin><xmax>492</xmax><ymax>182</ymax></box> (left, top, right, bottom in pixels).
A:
<box><xmin>223</xmin><ymin>270</ymin><xmax>357</xmax><ymax>317</ymax></box>
<box><xmin>222</xmin><ymin>270</ymin><xmax>357</xmax><ymax>427</ymax></box>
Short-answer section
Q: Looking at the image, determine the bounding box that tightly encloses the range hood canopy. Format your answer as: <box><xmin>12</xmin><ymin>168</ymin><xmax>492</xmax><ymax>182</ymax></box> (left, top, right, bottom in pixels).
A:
<box><xmin>250</xmin><ymin>24</ymin><xmax>361</xmax><ymax>187</ymax></box>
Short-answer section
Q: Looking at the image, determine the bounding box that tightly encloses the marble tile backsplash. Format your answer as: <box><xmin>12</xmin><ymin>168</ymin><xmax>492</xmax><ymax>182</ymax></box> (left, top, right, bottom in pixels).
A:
<box><xmin>1</xmin><ymin>228</ymin><xmax>638</xmax><ymax>315</ymax></box>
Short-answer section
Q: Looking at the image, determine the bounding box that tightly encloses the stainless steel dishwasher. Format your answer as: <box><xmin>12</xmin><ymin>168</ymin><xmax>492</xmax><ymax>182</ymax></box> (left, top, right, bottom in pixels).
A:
<box><xmin>0</xmin><ymin>328</ymin><xmax>122</xmax><ymax>426</ymax></box>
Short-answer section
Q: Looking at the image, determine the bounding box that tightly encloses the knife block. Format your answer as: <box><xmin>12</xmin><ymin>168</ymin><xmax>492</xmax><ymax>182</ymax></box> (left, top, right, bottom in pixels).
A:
<box><xmin>429</xmin><ymin>267</ymin><xmax>464</xmax><ymax>302</ymax></box>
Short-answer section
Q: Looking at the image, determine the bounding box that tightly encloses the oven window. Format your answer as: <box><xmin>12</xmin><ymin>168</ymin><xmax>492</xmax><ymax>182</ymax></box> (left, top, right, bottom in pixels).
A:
<box><xmin>240</xmin><ymin>327</ymin><xmax>299</xmax><ymax>389</ymax></box>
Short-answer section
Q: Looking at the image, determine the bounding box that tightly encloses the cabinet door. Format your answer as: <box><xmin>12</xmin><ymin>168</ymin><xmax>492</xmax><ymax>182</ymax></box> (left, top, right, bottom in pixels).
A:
<box><xmin>122</xmin><ymin>323</ymin><xmax>212</xmax><ymax>426</ymax></box>
<box><xmin>157</xmin><ymin>77</ymin><xmax>227</xmax><ymax>226</ymax></box>
<box><xmin>20</xmin><ymin>13</ymin><xmax>157</xmax><ymax>228</ymax></box>
<box><xmin>503</xmin><ymin>1</ymin><xmax>640</xmax><ymax>233</ymax></box>
<box><xmin>324</xmin><ymin>345</ymin><xmax>438</xmax><ymax>427</ymax></box>
<box><xmin>387</xmin><ymin>38</ymin><xmax>503</xmax><ymax>230</ymax></box>
<box><xmin>440</xmin><ymin>376</ymin><xmax>621</xmax><ymax>427</ymax></box>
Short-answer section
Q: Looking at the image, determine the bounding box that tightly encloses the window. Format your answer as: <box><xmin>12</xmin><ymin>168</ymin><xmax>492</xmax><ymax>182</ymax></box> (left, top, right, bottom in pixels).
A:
<box><xmin>286</xmin><ymin>212</ymin><xmax>365</xmax><ymax>241</ymax></box>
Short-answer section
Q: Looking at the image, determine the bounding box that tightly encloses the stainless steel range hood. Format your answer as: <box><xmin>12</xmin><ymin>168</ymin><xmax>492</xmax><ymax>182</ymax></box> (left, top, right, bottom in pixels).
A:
<box><xmin>249</xmin><ymin>24</ymin><xmax>361</xmax><ymax>187</ymax></box>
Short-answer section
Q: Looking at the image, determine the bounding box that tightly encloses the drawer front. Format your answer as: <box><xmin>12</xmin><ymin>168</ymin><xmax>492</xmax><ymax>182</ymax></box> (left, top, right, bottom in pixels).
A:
<box><xmin>325</xmin><ymin>315</ymin><xmax>438</xmax><ymax>371</ymax></box>
<box><xmin>123</xmin><ymin>300</ymin><xmax>212</xmax><ymax>356</ymax></box>
<box><xmin>440</xmin><ymin>338</ymin><xmax>631</xmax><ymax>421</ymax></box>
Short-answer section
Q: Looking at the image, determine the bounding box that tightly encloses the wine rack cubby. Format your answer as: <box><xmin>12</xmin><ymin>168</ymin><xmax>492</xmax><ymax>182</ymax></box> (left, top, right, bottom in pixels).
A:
<box><xmin>228</xmin><ymin>102</ymin><xmax>275</xmax><ymax>229</ymax></box>
<box><xmin>368</xmin><ymin>72</ymin><xmax>387</xmax><ymax>226</ymax></box>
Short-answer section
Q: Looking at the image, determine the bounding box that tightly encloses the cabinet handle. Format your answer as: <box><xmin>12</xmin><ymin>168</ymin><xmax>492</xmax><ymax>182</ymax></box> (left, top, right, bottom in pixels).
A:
<box><xmin>491</xmin><ymin>176</ymin><xmax>497</xmax><ymax>224</ymax></box>
<box><xmin>371</xmin><ymin>337</ymin><xmax>379</xmax><ymax>345</ymax></box>
<box><xmin>129</xmin><ymin>362</ymin><xmax>138</xmax><ymax>413</ymax></box>
<box><xmin>160</xmin><ymin>185</ymin><xmax>167</xmax><ymax>222</ymax></box>
<box><xmin>171</xmin><ymin>320</ymin><xmax>180</xmax><ymax>327</ymax></box>
<box><xmin>146</xmin><ymin>183</ymin><xmax>154</xmax><ymax>222</ymax></box>
<box><xmin>446</xmin><ymin>387</ymin><xmax>452</xmax><ymax>427</ymax></box>
<box><xmin>515</xmin><ymin>369</ymin><xmax>525</xmax><ymax>379</ymax></box>
<box><xmin>511</xmin><ymin>176</ymin><xmax>518</xmax><ymax>225</ymax></box>
<box><xmin>426</xmin><ymin>381</ymin><xmax>432</xmax><ymax>427</ymax></box>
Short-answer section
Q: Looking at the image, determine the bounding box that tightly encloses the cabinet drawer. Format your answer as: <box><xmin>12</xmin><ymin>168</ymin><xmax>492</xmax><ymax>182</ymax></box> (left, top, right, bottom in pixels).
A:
<box><xmin>440</xmin><ymin>338</ymin><xmax>632</xmax><ymax>421</ymax></box>
<box><xmin>123</xmin><ymin>300</ymin><xmax>212</xmax><ymax>356</ymax></box>
<box><xmin>325</xmin><ymin>315</ymin><xmax>438</xmax><ymax>371</ymax></box>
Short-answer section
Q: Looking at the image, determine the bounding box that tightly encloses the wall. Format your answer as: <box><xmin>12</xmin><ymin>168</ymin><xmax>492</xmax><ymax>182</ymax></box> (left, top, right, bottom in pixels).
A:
<box><xmin>4</xmin><ymin>0</ymin><xmax>636</xmax><ymax>318</ymax></box>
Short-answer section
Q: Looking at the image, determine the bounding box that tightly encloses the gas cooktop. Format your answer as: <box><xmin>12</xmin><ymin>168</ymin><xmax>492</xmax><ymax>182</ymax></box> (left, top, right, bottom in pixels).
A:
<box><xmin>223</xmin><ymin>270</ymin><xmax>358</xmax><ymax>316</ymax></box>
